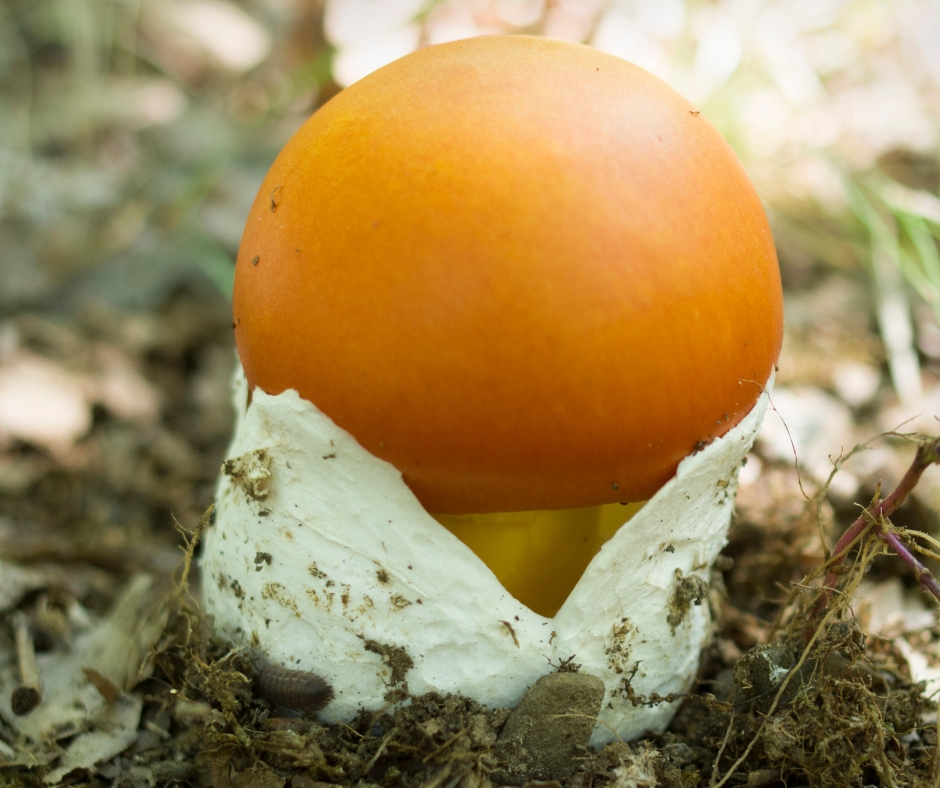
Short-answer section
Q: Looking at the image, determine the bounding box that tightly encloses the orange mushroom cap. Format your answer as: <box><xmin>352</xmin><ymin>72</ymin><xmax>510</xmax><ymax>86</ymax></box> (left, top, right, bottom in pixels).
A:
<box><xmin>233</xmin><ymin>35</ymin><xmax>783</xmax><ymax>515</ymax></box>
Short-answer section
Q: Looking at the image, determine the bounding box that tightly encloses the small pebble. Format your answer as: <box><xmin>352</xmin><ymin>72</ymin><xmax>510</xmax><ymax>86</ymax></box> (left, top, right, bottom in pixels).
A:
<box><xmin>494</xmin><ymin>671</ymin><xmax>605</xmax><ymax>782</ymax></box>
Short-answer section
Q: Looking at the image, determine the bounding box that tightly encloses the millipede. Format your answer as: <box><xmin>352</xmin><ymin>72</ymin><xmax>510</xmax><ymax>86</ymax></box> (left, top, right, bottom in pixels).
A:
<box><xmin>257</xmin><ymin>664</ymin><xmax>334</xmax><ymax>713</ymax></box>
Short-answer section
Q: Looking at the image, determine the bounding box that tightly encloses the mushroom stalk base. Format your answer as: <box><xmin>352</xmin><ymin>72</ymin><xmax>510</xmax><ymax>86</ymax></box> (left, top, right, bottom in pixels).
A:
<box><xmin>202</xmin><ymin>370</ymin><xmax>771</xmax><ymax>745</ymax></box>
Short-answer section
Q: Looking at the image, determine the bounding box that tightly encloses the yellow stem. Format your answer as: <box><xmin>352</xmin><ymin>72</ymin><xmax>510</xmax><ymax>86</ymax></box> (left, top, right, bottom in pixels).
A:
<box><xmin>432</xmin><ymin>502</ymin><xmax>644</xmax><ymax>617</ymax></box>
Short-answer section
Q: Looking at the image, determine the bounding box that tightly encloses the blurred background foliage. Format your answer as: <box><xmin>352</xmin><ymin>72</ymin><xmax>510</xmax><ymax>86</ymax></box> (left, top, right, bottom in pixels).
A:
<box><xmin>0</xmin><ymin>0</ymin><xmax>331</xmax><ymax>311</ymax></box>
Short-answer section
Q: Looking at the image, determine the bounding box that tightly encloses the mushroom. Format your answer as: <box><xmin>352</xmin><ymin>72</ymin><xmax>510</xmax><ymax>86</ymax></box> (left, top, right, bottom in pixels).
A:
<box><xmin>203</xmin><ymin>35</ymin><xmax>782</xmax><ymax>744</ymax></box>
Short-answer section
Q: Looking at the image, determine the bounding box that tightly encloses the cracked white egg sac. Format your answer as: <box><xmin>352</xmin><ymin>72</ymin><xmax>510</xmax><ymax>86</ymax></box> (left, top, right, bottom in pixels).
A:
<box><xmin>201</xmin><ymin>369</ymin><xmax>771</xmax><ymax>746</ymax></box>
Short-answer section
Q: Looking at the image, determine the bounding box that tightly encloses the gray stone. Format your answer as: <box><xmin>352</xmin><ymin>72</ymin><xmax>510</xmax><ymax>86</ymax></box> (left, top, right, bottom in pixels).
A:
<box><xmin>494</xmin><ymin>671</ymin><xmax>605</xmax><ymax>783</ymax></box>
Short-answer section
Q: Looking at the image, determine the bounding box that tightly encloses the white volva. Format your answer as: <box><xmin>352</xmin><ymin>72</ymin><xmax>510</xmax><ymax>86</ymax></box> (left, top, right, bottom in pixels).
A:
<box><xmin>202</xmin><ymin>369</ymin><xmax>770</xmax><ymax>745</ymax></box>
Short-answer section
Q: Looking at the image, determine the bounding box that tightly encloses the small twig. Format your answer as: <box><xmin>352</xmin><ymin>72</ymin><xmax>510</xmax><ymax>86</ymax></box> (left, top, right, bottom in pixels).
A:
<box><xmin>895</xmin><ymin>532</ymin><xmax>940</xmax><ymax>564</ymax></box>
<box><xmin>422</xmin><ymin>762</ymin><xmax>454</xmax><ymax>788</ymax></box>
<box><xmin>422</xmin><ymin>729</ymin><xmax>465</xmax><ymax>763</ymax></box>
<box><xmin>881</xmin><ymin>529</ymin><xmax>940</xmax><ymax>600</ymax></box>
<box><xmin>11</xmin><ymin>612</ymin><xmax>43</xmax><ymax>715</ymax></box>
<box><xmin>335</xmin><ymin>720</ymin><xmax>367</xmax><ymax>740</ymax></box>
<box><xmin>813</xmin><ymin>425</ymin><xmax>916</xmax><ymax>561</ymax></box>
<box><xmin>707</xmin><ymin>688</ymin><xmax>737</xmax><ymax>788</ymax></box>
<box><xmin>173</xmin><ymin>504</ymin><xmax>213</xmax><ymax>598</ymax></box>
<box><xmin>814</xmin><ymin>436</ymin><xmax>940</xmax><ymax>616</ymax></box>
<box><xmin>365</xmin><ymin>734</ymin><xmax>391</xmax><ymax>771</ymax></box>
<box><xmin>442</xmin><ymin>766</ymin><xmax>471</xmax><ymax>788</ymax></box>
